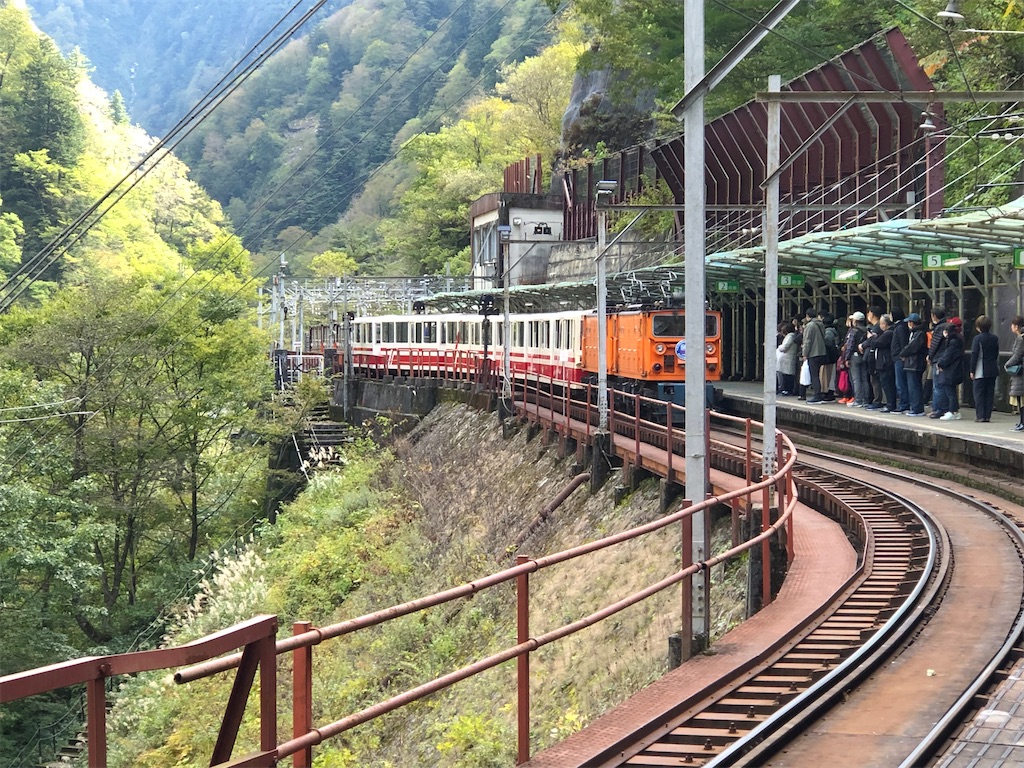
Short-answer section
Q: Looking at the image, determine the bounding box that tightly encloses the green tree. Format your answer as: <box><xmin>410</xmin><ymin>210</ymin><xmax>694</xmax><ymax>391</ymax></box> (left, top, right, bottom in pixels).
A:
<box><xmin>0</xmin><ymin>194</ymin><xmax>24</xmax><ymax>279</ymax></box>
<box><xmin>309</xmin><ymin>248</ymin><xmax>358</xmax><ymax>277</ymax></box>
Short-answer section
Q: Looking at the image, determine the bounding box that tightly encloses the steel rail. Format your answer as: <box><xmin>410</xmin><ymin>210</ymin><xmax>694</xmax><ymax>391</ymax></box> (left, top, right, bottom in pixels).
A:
<box><xmin>703</xmin><ymin>437</ymin><xmax>1024</xmax><ymax>766</ymax></box>
<box><xmin>706</xmin><ymin>480</ymin><xmax>947</xmax><ymax>766</ymax></box>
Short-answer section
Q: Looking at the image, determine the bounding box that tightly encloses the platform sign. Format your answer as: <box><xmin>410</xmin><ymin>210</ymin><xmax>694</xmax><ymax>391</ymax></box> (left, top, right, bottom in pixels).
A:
<box><xmin>779</xmin><ymin>274</ymin><xmax>805</xmax><ymax>288</ymax></box>
<box><xmin>830</xmin><ymin>268</ymin><xmax>862</xmax><ymax>284</ymax></box>
<box><xmin>714</xmin><ymin>279</ymin><xmax>740</xmax><ymax>292</ymax></box>
<box><xmin>922</xmin><ymin>252</ymin><xmax>960</xmax><ymax>271</ymax></box>
<box><xmin>1015</xmin><ymin>247</ymin><xmax>1024</xmax><ymax>269</ymax></box>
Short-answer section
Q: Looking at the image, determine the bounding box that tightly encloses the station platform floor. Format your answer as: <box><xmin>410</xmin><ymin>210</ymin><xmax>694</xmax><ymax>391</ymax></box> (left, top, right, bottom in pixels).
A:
<box><xmin>715</xmin><ymin>381</ymin><xmax>1024</xmax><ymax>477</ymax></box>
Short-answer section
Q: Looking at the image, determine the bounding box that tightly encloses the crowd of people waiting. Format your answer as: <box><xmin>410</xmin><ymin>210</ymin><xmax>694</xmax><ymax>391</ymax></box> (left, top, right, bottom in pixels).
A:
<box><xmin>776</xmin><ymin>306</ymin><xmax>1024</xmax><ymax>433</ymax></box>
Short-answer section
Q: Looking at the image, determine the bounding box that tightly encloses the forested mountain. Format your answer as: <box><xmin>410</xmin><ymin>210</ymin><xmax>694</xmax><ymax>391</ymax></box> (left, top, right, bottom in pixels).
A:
<box><xmin>23</xmin><ymin>0</ymin><xmax>1024</xmax><ymax>282</ymax></box>
<box><xmin>25</xmin><ymin>0</ymin><xmax>348</xmax><ymax>135</ymax></box>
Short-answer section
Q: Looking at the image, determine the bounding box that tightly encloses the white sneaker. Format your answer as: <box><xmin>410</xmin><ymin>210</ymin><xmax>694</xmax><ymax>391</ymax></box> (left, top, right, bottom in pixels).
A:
<box><xmin>939</xmin><ymin>411</ymin><xmax>961</xmax><ymax>421</ymax></box>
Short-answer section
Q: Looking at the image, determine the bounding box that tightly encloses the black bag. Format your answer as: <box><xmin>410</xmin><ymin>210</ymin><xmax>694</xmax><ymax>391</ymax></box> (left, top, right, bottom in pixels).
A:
<box><xmin>824</xmin><ymin>330</ymin><xmax>840</xmax><ymax>364</ymax></box>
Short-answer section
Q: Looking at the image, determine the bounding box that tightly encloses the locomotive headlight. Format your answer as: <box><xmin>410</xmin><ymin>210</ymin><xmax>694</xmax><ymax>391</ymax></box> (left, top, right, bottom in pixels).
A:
<box><xmin>654</xmin><ymin>343</ymin><xmax>666</xmax><ymax>354</ymax></box>
<box><xmin>705</xmin><ymin>343</ymin><xmax>715</xmax><ymax>355</ymax></box>
<box><xmin>652</xmin><ymin>363</ymin><xmax>662</xmax><ymax>372</ymax></box>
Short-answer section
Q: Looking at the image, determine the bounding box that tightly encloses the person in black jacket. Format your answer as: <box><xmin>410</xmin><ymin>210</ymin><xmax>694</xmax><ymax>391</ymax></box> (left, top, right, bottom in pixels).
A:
<box><xmin>899</xmin><ymin>313</ymin><xmax>928</xmax><ymax>416</ymax></box>
<box><xmin>926</xmin><ymin>307</ymin><xmax>949</xmax><ymax>411</ymax></box>
<box><xmin>889</xmin><ymin>307</ymin><xmax>909</xmax><ymax>412</ymax></box>
<box><xmin>932</xmin><ymin>316</ymin><xmax>965</xmax><ymax>420</ymax></box>
<box><xmin>969</xmin><ymin>315</ymin><xmax>1000</xmax><ymax>422</ymax></box>
<box><xmin>864</xmin><ymin>314</ymin><xmax>896</xmax><ymax>411</ymax></box>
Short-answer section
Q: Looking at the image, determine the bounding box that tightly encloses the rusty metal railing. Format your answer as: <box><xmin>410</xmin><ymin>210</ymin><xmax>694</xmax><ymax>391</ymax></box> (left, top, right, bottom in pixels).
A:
<box><xmin>2</xmin><ymin>379</ymin><xmax>797</xmax><ymax>768</ymax></box>
<box><xmin>0</xmin><ymin>615</ymin><xmax>279</xmax><ymax>768</ymax></box>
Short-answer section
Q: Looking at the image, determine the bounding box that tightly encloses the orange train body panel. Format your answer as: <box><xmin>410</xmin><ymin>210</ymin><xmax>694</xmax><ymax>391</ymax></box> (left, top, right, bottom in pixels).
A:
<box><xmin>580</xmin><ymin>309</ymin><xmax>722</xmax><ymax>382</ymax></box>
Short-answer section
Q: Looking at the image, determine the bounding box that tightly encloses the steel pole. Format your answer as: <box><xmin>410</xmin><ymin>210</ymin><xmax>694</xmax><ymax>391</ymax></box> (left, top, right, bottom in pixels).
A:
<box><xmin>763</xmin><ymin>74</ymin><xmax>781</xmax><ymax>477</ymax></box>
<box><xmin>683</xmin><ymin>0</ymin><xmax>709</xmax><ymax>647</ymax></box>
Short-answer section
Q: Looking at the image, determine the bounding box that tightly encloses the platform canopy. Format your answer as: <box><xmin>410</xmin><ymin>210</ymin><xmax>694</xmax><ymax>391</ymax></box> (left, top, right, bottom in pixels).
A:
<box><xmin>427</xmin><ymin>197</ymin><xmax>1024</xmax><ymax>313</ymax></box>
<box><xmin>705</xmin><ymin>196</ymin><xmax>1024</xmax><ymax>283</ymax></box>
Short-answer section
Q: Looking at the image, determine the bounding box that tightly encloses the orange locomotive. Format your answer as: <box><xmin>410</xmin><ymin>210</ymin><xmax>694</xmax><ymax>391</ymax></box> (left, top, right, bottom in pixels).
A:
<box><xmin>579</xmin><ymin>308</ymin><xmax>721</xmax><ymax>410</ymax></box>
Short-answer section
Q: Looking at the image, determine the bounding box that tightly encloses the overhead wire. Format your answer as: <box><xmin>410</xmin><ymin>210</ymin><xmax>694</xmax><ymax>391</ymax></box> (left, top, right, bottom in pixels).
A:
<box><xmin>0</xmin><ymin>0</ymin><xmax>330</xmax><ymax>312</ymax></box>
<box><xmin>0</xmin><ymin>0</ymin><xmax>571</xmax><ymax>516</ymax></box>
<box><xmin>0</xmin><ymin>0</ymin><xmax>538</xmax><ymax>475</ymax></box>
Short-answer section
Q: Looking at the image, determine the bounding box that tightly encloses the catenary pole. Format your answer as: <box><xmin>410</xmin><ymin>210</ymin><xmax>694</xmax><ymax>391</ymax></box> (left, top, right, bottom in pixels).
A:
<box><xmin>683</xmin><ymin>0</ymin><xmax>709</xmax><ymax>651</ymax></box>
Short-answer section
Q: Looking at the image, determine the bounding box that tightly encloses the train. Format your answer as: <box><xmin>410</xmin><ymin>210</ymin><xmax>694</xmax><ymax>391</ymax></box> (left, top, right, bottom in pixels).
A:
<box><xmin>306</xmin><ymin>304</ymin><xmax>722</xmax><ymax>411</ymax></box>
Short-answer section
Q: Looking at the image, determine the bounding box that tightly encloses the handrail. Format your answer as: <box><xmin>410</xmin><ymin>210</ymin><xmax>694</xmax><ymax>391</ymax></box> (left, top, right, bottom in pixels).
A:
<box><xmin>1</xmin><ymin>615</ymin><xmax>277</xmax><ymax>702</ymax></box>
<box><xmin>4</xmin><ymin>381</ymin><xmax>799</xmax><ymax>768</ymax></box>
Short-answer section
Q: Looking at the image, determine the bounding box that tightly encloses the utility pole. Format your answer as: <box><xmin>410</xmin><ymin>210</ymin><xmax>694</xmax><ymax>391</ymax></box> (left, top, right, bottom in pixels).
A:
<box><xmin>683</xmin><ymin>0</ymin><xmax>710</xmax><ymax>654</ymax></box>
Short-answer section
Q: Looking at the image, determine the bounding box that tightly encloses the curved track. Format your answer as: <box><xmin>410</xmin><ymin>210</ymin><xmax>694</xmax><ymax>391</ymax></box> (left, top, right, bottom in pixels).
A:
<box><xmin>587</xmin><ymin>442</ymin><xmax>1024</xmax><ymax>768</ymax></box>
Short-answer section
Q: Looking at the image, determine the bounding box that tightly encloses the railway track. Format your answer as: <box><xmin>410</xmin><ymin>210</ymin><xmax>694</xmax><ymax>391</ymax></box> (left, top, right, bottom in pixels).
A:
<box><xmin>703</xmin><ymin>446</ymin><xmax>1024</xmax><ymax>767</ymax></box>
<box><xmin>566</xmin><ymin>424</ymin><xmax>1024</xmax><ymax>766</ymax></box>
<box><xmin>590</xmin><ymin>465</ymin><xmax>947</xmax><ymax>767</ymax></box>
<box><xmin>518</xmin><ymin>391</ymin><xmax>1024</xmax><ymax>765</ymax></box>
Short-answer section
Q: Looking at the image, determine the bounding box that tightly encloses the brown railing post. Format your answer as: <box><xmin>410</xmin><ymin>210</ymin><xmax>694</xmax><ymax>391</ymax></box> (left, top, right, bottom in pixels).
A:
<box><xmin>293</xmin><ymin>622</ymin><xmax>313</xmax><ymax>768</ymax></box>
<box><xmin>260</xmin><ymin>630</ymin><xmax>277</xmax><ymax>753</ymax></box>
<box><xmin>704</xmin><ymin>407</ymin><xmax>711</xmax><ymax>493</ymax></box>
<box><xmin>585</xmin><ymin>382</ymin><xmax>592</xmax><ymax>438</ymax></box>
<box><xmin>665</xmin><ymin>402</ymin><xmax>673</xmax><ymax>480</ymax></box>
<box><xmin>516</xmin><ymin>555</ymin><xmax>531</xmax><ymax>764</ymax></box>
<box><xmin>744</xmin><ymin>419</ymin><xmax>753</xmax><ymax>487</ymax></box>
<box><xmin>87</xmin><ymin>673</ymin><xmax>108</xmax><ymax>768</ymax></box>
<box><xmin>761</xmin><ymin>484</ymin><xmax>772</xmax><ymax>607</ymax></box>
<box><xmin>786</xmin><ymin>468</ymin><xmax>796</xmax><ymax>563</ymax></box>
<box><xmin>634</xmin><ymin>393</ymin><xmax>641</xmax><ymax>459</ymax></box>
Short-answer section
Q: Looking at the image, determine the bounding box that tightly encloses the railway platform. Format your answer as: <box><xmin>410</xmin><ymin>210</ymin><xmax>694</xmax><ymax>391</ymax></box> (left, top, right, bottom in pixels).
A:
<box><xmin>716</xmin><ymin>381</ymin><xmax>1024</xmax><ymax>478</ymax></box>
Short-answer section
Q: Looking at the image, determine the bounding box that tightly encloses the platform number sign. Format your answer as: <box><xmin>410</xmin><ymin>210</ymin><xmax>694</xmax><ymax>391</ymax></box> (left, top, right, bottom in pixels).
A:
<box><xmin>922</xmin><ymin>252</ymin><xmax>959</xmax><ymax>271</ymax></box>
<box><xmin>714</xmin><ymin>279</ymin><xmax>740</xmax><ymax>292</ymax></box>
<box><xmin>830</xmin><ymin>268</ymin><xmax>862</xmax><ymax>284</ymax></box>
<box><xmin>1015</xmin><ymin>247</ymin><xmax>1024</xmax><ymax>269</ymax></box>
<box><xmin>779</xmin><ymin>274</ymin><xmax>805</xmax><ymax>288</ymax></box>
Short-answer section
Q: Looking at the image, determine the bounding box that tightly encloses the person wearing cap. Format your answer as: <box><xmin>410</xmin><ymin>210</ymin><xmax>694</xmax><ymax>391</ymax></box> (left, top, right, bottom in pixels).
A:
<box><xmin>845</xmin><ymin>311</ymin><xmax>870</xmax><ymax>407</ymax></box>
<box><xmin>899</xmin><ymin>313</ymin><xmax>928</xmax><ymax>416</ymax></box>
<box><xmin>969</xmin><ymin>315</ymin><xmax>999</xmax><ymax>423</ymax></box>
<box><xmin>932</xmin><ymin>316</ymin><xmax>964</xmax><ymax>420</ymax></box>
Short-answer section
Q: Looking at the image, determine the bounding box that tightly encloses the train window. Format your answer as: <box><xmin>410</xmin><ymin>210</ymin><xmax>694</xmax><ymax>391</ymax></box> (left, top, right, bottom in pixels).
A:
<box><xmin>374</xmin><ymin>323</ymin><xmax>381</xmax><ymax>344</ymax></box>
<box><xmin>445</xmin><ymin>322</ymin><xmax>456</xmax><ymax>344</ymax></box>
<box><xmin>515</xmin><ymin>322</ymin><xmax>525</xmax><ymax>347</ymax></box>
<box><xmin>458</xmin><ymin>322</ymin><xmax>468</xmax><ymax>344</ymax></box>
<box><xmin>652</xmin><ymin>315</ymin><xmax>685</xmax><ymax>336</ymax></box>
<box><xmin>382</xmin><ymin>323</ymin><xmax>393</xmax><ymax>343</ymax></box>
<box><xmin>423</xmin><ymin>322</ymin><xmax>436</xmax><ymax>343</ymax></box>
<box><xmin>396</xmin><ymin>322</ymin><xmax>409</xmax><ymax>343</ymax></box>
<box><xmin>705</xmin><ymin>313</ymin><xmax>719</xmax><ymax>338</ymax></box>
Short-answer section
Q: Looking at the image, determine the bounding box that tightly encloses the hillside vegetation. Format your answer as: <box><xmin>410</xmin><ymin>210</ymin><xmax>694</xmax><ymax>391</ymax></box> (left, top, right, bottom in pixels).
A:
<box><xmin>0</xmin><ymin>3</ymin><xmax>288</xmax><ymax>760</ymax></box>
<box><xmin>106</xmin><ymin>403</ymin><xmax>746</xmax><ymax>766</ymax></box>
